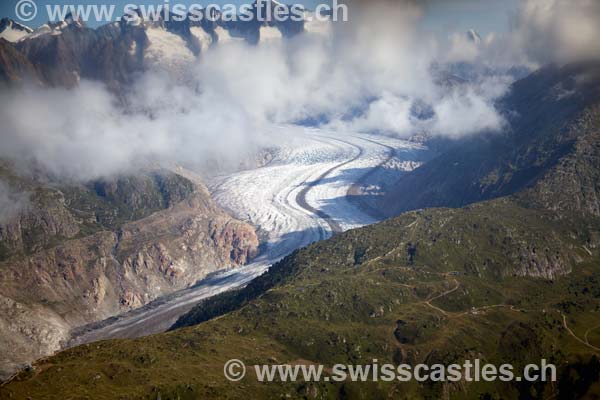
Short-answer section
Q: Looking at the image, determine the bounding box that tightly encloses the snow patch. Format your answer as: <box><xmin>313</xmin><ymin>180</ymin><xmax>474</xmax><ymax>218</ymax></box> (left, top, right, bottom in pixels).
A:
<box><xmin>21</xmin><ymin>24</ymin><xmax>53</xmax><ymax>41</ymax></box>
<box><xmin>0</xmin><ymin>28</ymin><xmax>29</xmax><ymax>42</ymax></box>
<box><xmin>214</xmin><ymin>26</ymin><xmax>243</xmax><ymax>44</ymax></box>
<box><xmin>129</xmin><ymin>40</ymin><xmax>137</xmax><ymax>56</ymax></box>
<box><xmin>190</xmin><ymin>26</ymin><xmax>213</xmax><ymax>53</ymax></box>
<box><xmin>259</xmin><ymin>25</ymin><xmax>282</xmax><ymax>42</ymax></box>
<box><xmin>0</xmin><ymin>19</ymin><xmax>33</xmax><ymax>42</ymax></box>
<box><xmin>144</xmin><ymin>27</ymin><xmax>195</xmax><ymax>71</ymax></box>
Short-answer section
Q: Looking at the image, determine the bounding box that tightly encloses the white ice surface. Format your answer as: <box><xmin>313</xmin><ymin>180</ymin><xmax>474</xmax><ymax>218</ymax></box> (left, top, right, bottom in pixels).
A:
<box><xmin>303</xmin><ymin>13</ymin><xmax>332</xmax><ymax>37</ymax></box>
<box><xmin>211</xmin><ymin>127</ymin><xmax>423</xmax><ymax>236</ymax></box>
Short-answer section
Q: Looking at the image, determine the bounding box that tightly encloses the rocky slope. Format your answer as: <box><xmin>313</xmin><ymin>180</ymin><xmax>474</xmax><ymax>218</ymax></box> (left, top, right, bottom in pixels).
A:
<box><xmin>0</xmin><ymin>166</ymin><xmax>258</xmax><ymax>380</ymax></box>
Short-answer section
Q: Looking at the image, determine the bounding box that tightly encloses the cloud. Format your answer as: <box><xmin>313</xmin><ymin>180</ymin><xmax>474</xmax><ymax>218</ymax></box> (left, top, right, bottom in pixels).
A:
<box><xmin>512</xmin><ymin>0</ymin><xmax>600</xmax><ymax>65</ymax></box>
<box><xmin>442</xmin><ymin>0</ymin><xmax>600</xmax><ymax>68</ymax></box>
<box><xmin>444</xmin><ymin>32</ymin><xmax>481</xmax><ymax>64</ymax></box>
<box><xmin>328</xmin><ymin>93</ymin><xmax>414</xmax><ymax>136</ymax></box>
<box><xmin>0</xmin><ymin>0</ymin><xmax>515</xmax><ymax>182</ymax></box>
<box><xmin>190</xmin><ymin>1</ymin><xmax>506</xmax><ymax>138</ymax></box>
<box><xmin>0</xmin><ymin>180</ymin><xmax>29</xmax><ymax>224</ymax></box>
<box><xmin>431</xmin><ymin>89</ymin><xmax>505</xmax><ymax>137</ymax></box>
<box><xmin>0</xmin><ymin>78</ymin><xmax>274</xmax><ymax>180</ymax></box>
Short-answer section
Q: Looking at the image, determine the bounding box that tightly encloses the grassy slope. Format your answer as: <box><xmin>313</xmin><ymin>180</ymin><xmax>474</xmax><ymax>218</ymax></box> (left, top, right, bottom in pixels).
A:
<box><xmin>2</xmin><ymin>199</ymin><xmax>599</xmax><ymax>399</ymax></box>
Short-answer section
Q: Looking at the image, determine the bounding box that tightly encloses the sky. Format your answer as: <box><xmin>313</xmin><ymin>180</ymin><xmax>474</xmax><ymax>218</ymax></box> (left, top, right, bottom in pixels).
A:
<box><xmin>1</xmin><ymin>0</ymin><xmax>519</xmax><ymax>35</ymax></box>
<box><xmin>2</xmin><ymin>0</ymin><xmax>331</xmax><ymax>27</ymax></box>
<box><xmin>421</xmin><ymin>0</ymin><xmax>519</xmax><ymax>36</ymax></box>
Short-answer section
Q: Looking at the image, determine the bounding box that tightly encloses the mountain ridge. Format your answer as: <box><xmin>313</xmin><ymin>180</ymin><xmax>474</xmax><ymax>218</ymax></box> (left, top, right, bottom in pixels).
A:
<box><xmin>0</xmin><ymin>3</ymin><xmax>306</xmax><ymax>88</ymax></box>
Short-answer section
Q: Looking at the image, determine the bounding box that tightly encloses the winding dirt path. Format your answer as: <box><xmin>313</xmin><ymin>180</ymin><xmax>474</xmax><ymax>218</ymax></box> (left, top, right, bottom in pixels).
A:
<box><xmin>561</xmin><ymin>313</ymin><xmax>600</xmax><ymax>352</ymax></box>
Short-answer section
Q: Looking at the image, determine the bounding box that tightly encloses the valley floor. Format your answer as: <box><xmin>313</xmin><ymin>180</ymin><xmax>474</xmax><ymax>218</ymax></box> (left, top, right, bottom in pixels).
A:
<box><xmin>68</xmin><ymin>127</ymin><xmax>426</xmax><ymax>346</ymax></box>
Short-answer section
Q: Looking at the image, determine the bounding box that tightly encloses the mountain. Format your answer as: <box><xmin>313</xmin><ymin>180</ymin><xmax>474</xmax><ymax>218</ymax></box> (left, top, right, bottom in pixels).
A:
<box><xmin>0</xmin><ymin>3</ymin><xmax>305</xmax><ymax>88</ymax></box>
<box><xmin>375</xmin><ymin>61</ymin><xmax>600</xmax><ymax>217</ymax></box>
<box><xmin>0</xmin><ymin>164</ymin><xmax>258</xmax><ymax>380</ymax></box>
<box><xmin>466</xmin><ymin>29</ymin><xmax>482</xmax><ymax>44</ymax></box>
<box><xmin>2</xmin><ymin>63</ymin><xmax>599</xmax><ymax>398</ymax></box>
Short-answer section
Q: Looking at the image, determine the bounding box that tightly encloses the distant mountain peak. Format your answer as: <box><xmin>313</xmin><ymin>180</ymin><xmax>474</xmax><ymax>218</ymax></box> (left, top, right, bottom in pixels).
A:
<box><xmin>64</xmin><ymin>12</ymin><xmax>84</xmax><ymax>27</ymax></box>
<box><xmin>466</xmin><ymin>29</ymin><xmax>482</xmax><ymax>44</ymax></box>
<box><xmin>46</xmin><ymin>12</ymin><xmax>86</xmax><ymax>30</ymax></box>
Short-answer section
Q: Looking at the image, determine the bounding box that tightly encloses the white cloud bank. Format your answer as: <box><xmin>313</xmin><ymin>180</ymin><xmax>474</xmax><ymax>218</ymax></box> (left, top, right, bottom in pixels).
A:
<box><xmin>513</xmin><ymin>0</ymin><xmax>600</xmax><ymax>65</ymax></box>
<box><xmin>1</xmin><ymin>0</ymin><xmax>598</xmax><ymax>182</ymax></box>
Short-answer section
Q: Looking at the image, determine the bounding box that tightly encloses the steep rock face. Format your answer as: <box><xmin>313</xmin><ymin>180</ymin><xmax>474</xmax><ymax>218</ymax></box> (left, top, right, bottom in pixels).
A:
<box><xmin>5</xmin><ymin>20</ymin><xmax>149</xmax><ymax>88</ymax></box>
<box><xmin>221</xmin><ymin>0</ymin><xmax>304</xmax><ymax>45</ymax></box>
<box><xmin>513</xmin><ymin>245</ymin><xmax>571</xmax><ymax>279</ymax></box>
<box><xmin>0</xmin><ymin>167</ymin><xmax>197</xmax><ymax>259</ymax></box>
<box><xmin>0</xmin><ymin>194</ymin><xmax>80</xmax><ymax>258</ymax></box>
<box><xmin>0</xmin><ymin>170</ymin><xmax>258</xmax><ymax>380</ymax></box>
<box><xmin>520</xmin><ymin>107</ymin><xmax>600</xmax><ymax>218</ymax></box>
<box><xmin>0</xmin><ymin>39</ymin><xmax>39</xmax><ymax>83</ymax></box>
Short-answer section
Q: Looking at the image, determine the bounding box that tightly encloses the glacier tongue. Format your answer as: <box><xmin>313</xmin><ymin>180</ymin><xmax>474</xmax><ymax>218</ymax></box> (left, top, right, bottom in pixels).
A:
<box><xmin>210</xmin><ymin>126</ymin><xmax>425</xmax><ymax>256</ymax></box>
<box><xmin>66</xmin><ymin>126</ymin><xmax>427</xmax><ymax>344</ymax></box>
